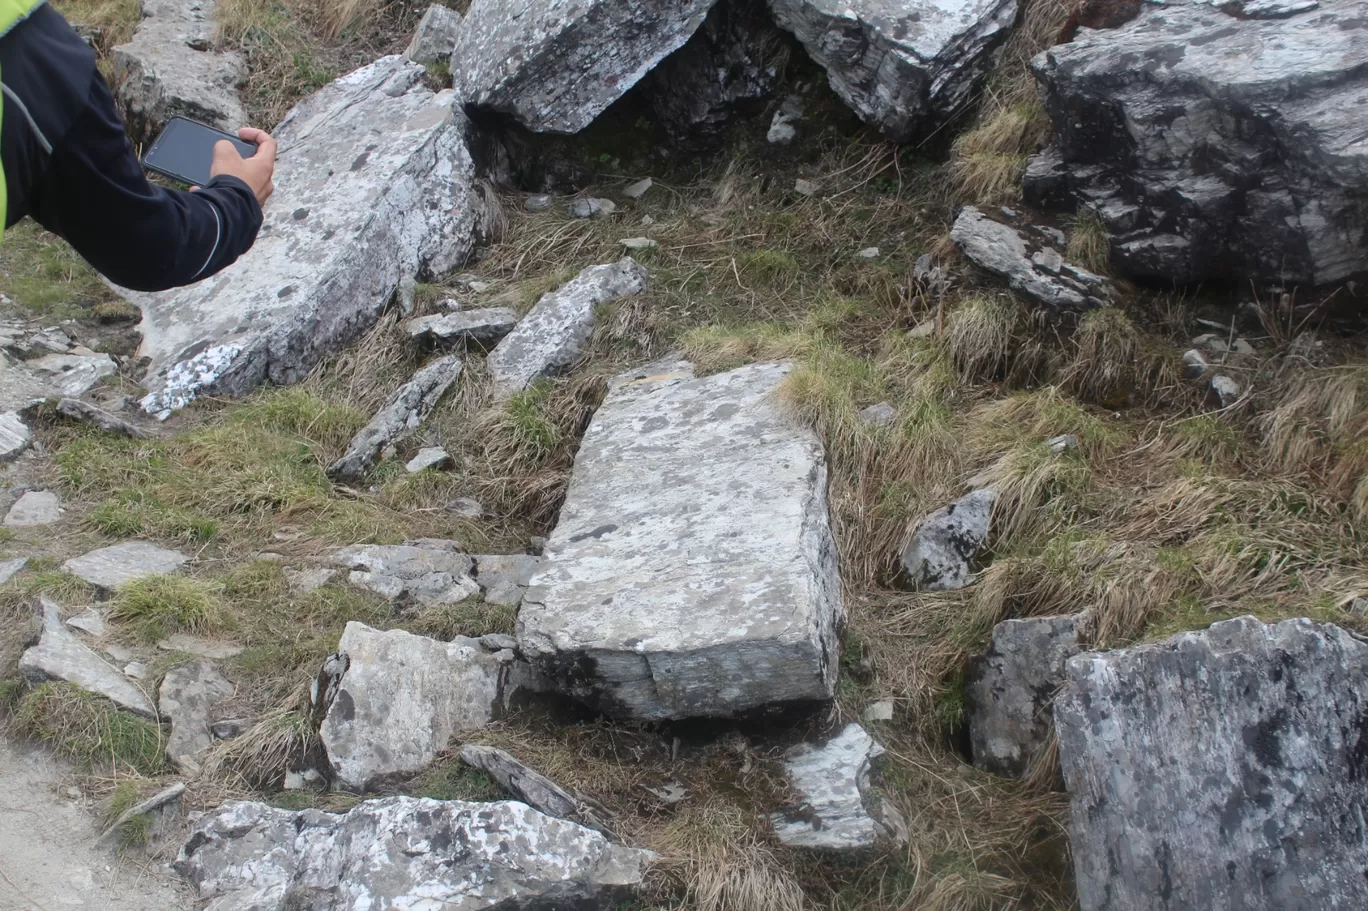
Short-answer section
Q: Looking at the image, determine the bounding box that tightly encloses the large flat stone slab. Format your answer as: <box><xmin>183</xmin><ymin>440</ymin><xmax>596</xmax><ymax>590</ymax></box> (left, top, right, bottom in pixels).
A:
<box><xmin>1055</xmin><ymin>616</ymin><xmax>1368</xmax><ymax>910</ymax></box>
<box><xmin>326</xmin><ymin>539</ymin><xmax>478</xmax><ymax>608</ymax></box>
<box><xmin>129</xmin><ymin>56</ymin><xmax>476</xmax><ymax>417</ymax></box>
<box><xmin>518</xmin><ymin>361</ymin><xmax>843</xmax><ymax>720</ymax></box>
<box><xmin>320</xmin><ymin>623</ymin><xmax>508</xmax><ymax>791</ymax></box>
<box><xmin>451</xmin><ymin>0</ymin><xmax>718</xmax><ymax>133</ymax></box>
<box><xmin>176</xmin><ymin>797</ymin><xmax>653</xmax><ymax>910</ymax></box>
<box><xmin>4</xmin><ymin>490</ymin><xmax>62</xmax><ymax>527</ymax></box>
<box><xmin>20</xmin><ymin>599</ymin><xmax>156</xmax><ymax>718</ymax></box>
<box><xmin>63</xmin><ymin>541</ymin><xmax>190</xmax><ymax>591</ymax></box>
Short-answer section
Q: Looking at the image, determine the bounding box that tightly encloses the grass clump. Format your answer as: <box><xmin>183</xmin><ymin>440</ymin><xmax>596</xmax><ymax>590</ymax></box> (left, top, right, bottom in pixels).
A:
<box><xmin>948</xmin><ymin>104</ymin><xmax>1049</xmax><ymax>205</ymax></box>
<box><xmin>1066</xmin><ymin>213</ymin><xmax>1110</xmax><ymax>274</ymax></box>
<box><xmin>110</xmin><ymin>575</ymin><xmax>224</xmax><ymax>642</ymax></box>
<box><xmin>53</xmin><ymin>0</ymin><xmax>141</xmax><ymax>47</ymax></box>
<box><xmin>15</xmin><ymin>682</ymin><xmax>165</xmax><ymax>775</ymax></box>
<box><xmin>415</xmin><ymin>761</ymin><xmax>501</xmax><ymax>802</ymax></box>
<box><xmin>408</xmin><ymin>598</ymin><xmax>516</xmax><ymax>640</ymax></box>
<box><xmin>0</xmin><ymin>223</ymin><xmax>123</xmax><ymax>319</ymax></box>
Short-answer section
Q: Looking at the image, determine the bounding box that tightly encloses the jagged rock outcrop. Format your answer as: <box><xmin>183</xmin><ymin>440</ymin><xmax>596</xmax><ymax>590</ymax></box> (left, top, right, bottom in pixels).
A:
<box><xmin>900</xmin><ymin>487</ymin><xmax>994</xmax><ymax>591</ymax></box>
<box><xmin>63</xmin><ymin>540</ymin><xmax>189</xmax><ymax>591</ymax></box>
<box><xmin>951</xmin><ymin>207</ymin><xmax>1110</xmax><ymax>311</ymax></box>
<box><xmin>450</xmin><ymin>0</ymin><xmax>718</xmax><ymax>133</ymax></box>
<box><xmin>518</xmin><ymin>360</ymin><xmax>843</xmax><ymax>720</ymax></box>
<box><xmin>327</xmin><ymin>539</ymin><xmax>478</xmax><ymax>608</ymax></box>
<box><xmin>112</xmin><ymin>0</ymin><xmax>246</xmax><ymax>142</ymax></box>
<box><xmin>1055</xmin><ymin>616</ymin><xmax>1368</xmax><ymax>910</ymax></box>
<box><xmin>20</xmin><ymin>599</ymin><xmax>156</xmax><ymax>718</ymax></box>
<box><xmin>771</xmin><ymin>723</ymin><xmax>906</xmax><ymax>852</ymax></box>
<box><xmin>487</xmin><ymin>259</ymin><xmax>648</xmax><ymax>400</ymax></box>
<box><xmin>967</xmin><ymin>613</ymin><xmax>1088</xmax><ymax>777</ymax></box>
<box><xmin>176</xmin><ymin>797</ymin><xmax>654</xmax><ymax>909</ymax></box>
<box><xmin>767</xmin><ymin>0</ymin><xmax>1018</xmax><ymax>141</ymax></box>
<box><xmin>1027</xmin><ymin>0</ymin><xmax>1368</xmax><ymax>286</ymax></box>
<box><xmin>320</xmin><ymin>623</ymin><xmax>509</xmax><ymax>790</ymax></box>
<box><xmin>130</xmin><ymin>56</ymin><xmax>476</xmax><ymax>417</ymax></box>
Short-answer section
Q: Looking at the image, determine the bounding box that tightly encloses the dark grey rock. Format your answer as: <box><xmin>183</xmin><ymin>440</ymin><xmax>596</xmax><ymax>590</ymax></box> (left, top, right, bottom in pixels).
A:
<box><xmin>405</xmin><ymin>307</ymin><xmax>518</xmax><ymax>346</ymax></box>
<box><xmin>951</xmin><ymin>207</ymin><xmax>1110</xmax><ymax>311</ymax></box>
<box><xmin>405</xmin><ymin>4</ymin><xmax>462</xmax><ymax>65</ymax></box>
<box><xmin>1056</xmin><ymin>616</ymin><xmax>1368</xmax><ymax>911</ymax></box>
<box><xmin>901</xmin><ymin>488</ymin><xmax>994</xmax><ymax>591</ymax></box>
<box><xmin>860</xmin><ymin>402</ymin><xmax>895</xmax><ymax>425</ymax></box>
<box><xmin>461</xmin><ymin>744</ymin><xmax>611</xmax><ymax>832</ymax></box>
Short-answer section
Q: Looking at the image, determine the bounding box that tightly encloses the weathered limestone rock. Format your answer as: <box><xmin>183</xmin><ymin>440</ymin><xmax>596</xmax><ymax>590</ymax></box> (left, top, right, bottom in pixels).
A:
<box><xmin>473</xmin><ymin>554</ymin><xmax>541</xmax><ymax>608</ymax></box>
<box><xmin>518</xmin><ymin>360</ymin><xmax>843</xmax><ymax>720</ymax></box>
<box><xmin>901</xmin><ymin>488</ymin><xmax>994</xmax><ymax>591</ymax></box>
<box><xmin>0</xmin><ymin>412</ymin><xmax>30</xmax><ymax>461</ymax></box>
<box><xmin>327</xmin><ymin>354</ymin><xmax>463</xmax><ymax>481</ymax></box>
<box><xmin>158</xmin><ymin>634</ymin><xmax>244</xmax><ymax>659</ymax></box>
<box><xmin>63</xmin><ymin>540</ymin><xmax>189</xmax><ymax>591</ymax></box>
<box><xmin>130</xmin><ymin>56</ymin><xmax>476</xmax><ymax>416</ymax></box>
<box><xmin>967</xmin><ymin>613</ymin><xmax>1087</xmax><ymax>777</ymax></box>
<box><xmin>320</xmin><ymin>623</ymin><xmax>508</xmax><ymax>790</ymax></box>
<box><xmin>404</xmin><ymin>3</ymin><xmax>463</xmax><ymax>66</ymax></box>
<box><xmin>771</xmin><ymin>723</ymin><xmax>906</xmax><ymax>852</ymax></box>
<box><xmin>1056</xmin><ymin>616</ymin><xmax>1368</xmax><ymax>911</ymax></box>
<box><xmin>451</xmin><ymin>0</ymin><xmax>718</xmax><ymax>133</ymax></box>
<box><xmin>1028</xmin><ymin>0</ymin><xmax>1368</xmax><ymax>286</ymax></box>
<box><xmin>20</xmin><ymin>599</ymin><xmax>156</xmax><ymax>718</ymax></box>
<box><xmin>283</xmin><ymin>566</ymin><xmax>337</xmax><ymax>595</ymax></box>
<box><xmin>3</xmin><ymin>490</ymin><xmax>61</xmax><ymax>527</ymax></box>
<box><xmin>768</xmin><ymin>0</ymin><xmax>1017</xmax><ymax>142</ymax></box>
<box><xmin>328</xmin><ymin>539</ymin><xmax>478</xmax><ymax>608</ymax></box>
<box><xmin>111</xmin><ymin>0</ymin><xmax>246</xmax><ymax>142</ymax></box>
<box><xmin>487</xmin><ymin>259</ymin><xmax>648</xmax><ymax>400</ymax></box>
<box><xmin>160</xmin><ymin>660</ymin><xmax>235</xmax><ymax>771</ymax></box>
<box><xmin>56</xmin><ymin>398</ymin><xmax>148</xmax><ymax>438</ymax></box>
<box><xmin>569</xmin><ymin>197</ymin><xmax>617</xmax><ymax>219</ymax></box>
<box><xmin>404</xmin><ymin>446</ymin><xmax>453</xmax><ymax>472</ymax></box>
<box><xmin>461</xmin><ymin>744</ymin><xmax>610</xmax><ymax>832</ymax></box>
<box><xmin>65</xmin><ymin>608</ymin><xmax>109</xmax><ymax>638</ymax></box>
<box><xmin>951</xmin><ymin>207</ymin><xmax>1110</xmax><ymax>311</ymax></box>
<box><xmin>176</xmin><ymin>797</ymin><xmax>653</xmax><ymax>910</ymax></box>
<box><xmin>0</xmin><ymin>557</ymin><xmax>27</xmax><ymax>586</ymax></box>
<box><xmin>406</xmin><ymin>307</ymin><xmax>518</xmax><ymax>346</ymax></box>
<box><xmin>1</xmin><ymin>351</ymin><xmax>119</xmax><ymax>419</ymax></box>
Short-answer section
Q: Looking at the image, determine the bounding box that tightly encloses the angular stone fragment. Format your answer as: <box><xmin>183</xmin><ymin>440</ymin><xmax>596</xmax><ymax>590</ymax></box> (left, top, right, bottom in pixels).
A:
<box><xmin>404</xmin><ymin>3</ymin><xmax>462</xmax><ymax>65</ymax></box>
<box><xmin>328</xmin><ymin>539</ymin><xmax>477</xmax><ymax>608</ymax></box>
<box><xmin>3</xmin><ymin>490</ymin><xmax>61</xmax><ymax>527</ymax></box>
<box><xmin>404</xmin><ymin>446</ymin><xmax>453</xmax><ymax>472</ymax></box>
<box><xmin>967</xmin><ymin>613</ymin><xmax>1087</xmax><ymax>778</ymax></box>
<box><xmin>176</xmin><ymin>796</ymin><xmax>653</xmax><ymax>910</ymax></box>
<box><xmin>20</xmin><ymin>599</ymin><xmax>156</xmax><ymax>718</ymax></box>
<box><xmin>768</xmin><ymin>0</ymin><xmax>1017</xmax><ymax>142</ymax></box>
<box><xmin>951</xmin><ymin>207</ymin><xmax>1109</xmax><ymax>311</ymax></box>
<box><xmin>1028</xmin><ymin>0</ymin><xmax>1368</xmax><ymax>286</ymax></box>
<box><xmin>1210</xmin><ymin>374</ymin><xmax>1241</xmax><ymax>409</ymax></box>
<box><xmin>65</xmin><ymin>608</ymin><xmax>109</xmax><ymax>639</ymax></box>
<box><xmin>487</xmin><ymin>259</ymin><xmax>648</xmax><ymax>400</ymax></box>
<box><xmin>157</xmin><ymin>634</ymin><xmax>244</xmax><ymax>659</ymax></box>
<box><xmin>56</xmin><ymin>398</ymin><xmax>148</xmax><ymax>438</ymax></box>
<box><xmin>63</xmin><ymin>540</ymin><xmax>189</xmax><ymax>591</ymax></box>
<box><xmin>320</xmin><ymin>623</ymin><xmax>509</xmax><ymax>791</ymax></box>
<box><xmin>111</xmin><ymin>0</ymin><xmax>246</xmax><ymax>142</ymax></box>
<box><xmin>859</xmin><ymin>402</ymin><xmax>895</xmax><ymax>425</ymax></box>
<box><xmin>569</xmin><ymin>197</ymin><xmax>617</xmax><ymax>219</ymax></box>
<box><xmin>518</xmin><ymin>360</ymin><xmax>843</xmax><ymax>720</ymax></box>
<box><xmin>0</xmin><ymin>557</ymin><xmax>27</xmax><ymax>586</ymax></box>
<box><xmin>0</xmin><ymin>412</ymin><xmax>30</xmax><ymax>462</ymax></box>
<box><xmin>771</xmin><ymin>723</ymin><xmax>906</xmax><ymax>852</ymax></box>
<box><xmin>901</xmin><ymin>488</ymin><xmax>994</xmax><ymax>591</ymax></box>
<box><xmin>406</xmin><ymin>307</ymin><xmax>517</xmax><ymax>346</ymax></box>
<box><xmin>1057</xmin><ymin>616</ymin><xmax>1368</xmax><ymax>911</ymax></box>
<box><xmin>129</xmin><ymin>56</ymin><xmax>476</xmax><ymax>416</ymax></box>
<box><xmin>159</xmin><ymin>660</ymin><xmax>235</xmax><ymax>771</ymax></box>
<box><xmin>327</xmin><ymin>354</ymin><xmax>463</xmax><ymax>481</ymax></box>
<box><xmin>451</xmin><ymin>0</ymin><xmax>717</xmax><ymax>133</ymax></box>
<box><xmin>461</xmin><ymin>744</ymin><xmax>610</xmax><ymax>831</ymax></box>
<box><xmin>283</xmin><ymin>566</ymin><xmax>337</xmax><ymax>595</ymax></box>
<box><xmin>473</xmin><ymin>554</ymin><xmax>541</xmax><ymax>608</ymax></box>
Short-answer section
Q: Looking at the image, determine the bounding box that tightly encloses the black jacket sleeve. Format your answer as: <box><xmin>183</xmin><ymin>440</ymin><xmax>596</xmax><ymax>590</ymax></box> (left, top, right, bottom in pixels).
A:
<box><xmin>0</xmin><ymin>3</ymin><xmax>262</xmax><ymax>292</ymax></box>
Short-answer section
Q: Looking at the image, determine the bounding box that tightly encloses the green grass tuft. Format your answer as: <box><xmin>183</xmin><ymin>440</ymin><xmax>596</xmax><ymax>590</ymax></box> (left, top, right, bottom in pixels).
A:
<box><xmin>15</xmin><ymin>682</ymin><xmax>166</xmax><ymax>775</ymax></box>
<box><xmin>111</xmin><ymin>575</ymin><xmax>224</xmax><ymax>642</ymax></box>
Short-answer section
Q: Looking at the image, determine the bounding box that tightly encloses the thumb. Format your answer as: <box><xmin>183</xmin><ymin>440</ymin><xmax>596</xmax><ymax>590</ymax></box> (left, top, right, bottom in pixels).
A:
<box><xmin>209</xmin><ymin>139</ymin><xmax>239</xmax><ymax>177</ymax></box>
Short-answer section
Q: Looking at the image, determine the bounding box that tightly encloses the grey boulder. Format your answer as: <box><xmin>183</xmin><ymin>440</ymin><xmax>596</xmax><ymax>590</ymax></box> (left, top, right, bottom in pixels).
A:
<box><xmin>451</xmin><ymin>0</ymin><xmax>718</xmax><ymax>133</ymax></box>
<box><xmin>176</xmin><ymin>796</ymin><xmax>654</xmax><ymax>910</ymax></box>
<box><xmin>0</xmin><ymin>412</ymin><xmax>30</xmax><ymax>461</ymax></box>
<box><xmin>901</xmin><ymin>487</ymin><xmax>994</xmax><ymax>591</ymax></box>
<box><xmin>405</xmin><ymin>307</ymin><xmax>518</xmax><ymax>346</ymax></box>
<box><xmin>159</xmin><ymin>660</ymin><xmax>235</xmax><ymax>772</ymax></box>
<box><xmin>518</xmin><ymin>361</ymin><xmax>843</xmax><ymax>720</ymax></box>
<box><xmin>130</xmin><ymin>56</ymin><xmax>476</xmax><ymax>416</ymax></box>
<box><xmin>63</xmin><ymin>540</ymin><xmax>190</xmax><ymax>591</ymax></box>
<box><xmin>768</xmin><ymin>0</ymin><xmax>1017</xmax><ymax>141</ymax></box>
<box><xmin>472</xmin><ymin>554</ymin><xmax>541</xmax><ymax>608</ymax></box>
<box><xmin>20</xmin><ymin>598</ymin><xmax>156</xmax><ymax>718</ymax></box>
<box><xmin>3</xmin><ymin>490</ymin><xmax>61</xmax><ymax>527</ymax></box>
<box><xmin>951</xmin><ymin>207</ymin><xmax>1110</xmax><ymax>311</ymax></box>
<box><xmin>967</xmin><ymin>613</ymin><xmax>1088</xmax><ymax>777</ymax></box>
<box><xmin>320</xmin><ymin>623</ymin><xmax>509</xmax><ymax>790</ymax></box>
<box><xmin>487</xmin><ymin>258</ymin><xmax>648</xmax><ymax>400</ymax></box>
<box><xmin>328</xmin><ymin>539</ymin><xmax>477</xmax><ymax>608</ymax></box>
<box><xmin>404</xmin><ymin>3</ymin><xmax>463</xmax><ymax>66</ymax></box>
<box><xmin>1027</xmin><ymin>0</ymin><xmax>1368</xmax><ymax>286</ymax></box>
<box><xmin>1056</xmin><ymin>616</ymin><xmax>1368</xmax><ymax>911</ymax></box>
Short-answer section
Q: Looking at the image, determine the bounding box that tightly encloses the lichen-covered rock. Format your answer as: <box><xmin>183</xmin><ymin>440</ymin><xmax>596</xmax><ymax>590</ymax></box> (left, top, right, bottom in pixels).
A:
<box><xmin>406</xmin><ymin>307</ymin><xmax>518</xmax><ymax>346</ymax></box>
<box><xmin>768</xmin><ymin>0</ymin><xmax>1017</xmax><ymax>141</ymax></box>
<box><xmin>901</xmin><ymin>487</ymin><xmax>994</xmax><ymax>591</ymax></box>
<box><xmin>405</xmin><ymin>3</ymin><xmax>463</xmax><ymax>65</ymax></box>
<box><xmin>0</xmin><ymin>412</ymin><xmax>30</xmax><ymax>461</ymax></box>
<box><xmin>472</xmin><ymin>554</ymin><xmax>541</xmax><ymax>608</ymax></box>
<box><xmin>159</xmin><ymin>660</ymin><xmax>235</xmax><ymax>771</ymax></box>
<box><xmin>320</xmin><ymin>623</ymin><xmax>508</xmax><ymax>790</ymax></box>
<box><xmin>1</xmin><ymin>351</ymin><xmax>118</xmax><ymax>415</ymax></box>
<box><xmin>1055</xmin><ymin>616</ymin><xmax>1368</xmax><ymax>911</ymax></box>
<box><xmin>130</xmin><ymin>56</ymin><xmax>475</xmax><ymax>417</ymax></box>
<box><xmin>487</xmin><ymin>259</ymin><xmax>648</xmax><ymax>400</ymax></box>
<box><xmin>451</xmin><ymin>0</ymin><xmax>718</xmax><ymax>133</ymax></box>
<box><xmin>771</xmin><ymin>723</ymin><xmax>906</xmax><ymax>852</ymax></box>
<box><xmin>175</xmin><ymin>796</ymin><xmax>654</xmax><ymax>910</ymax></box>
<box><xmin>951</xmin><ymin>207</ymin><xmax>1110</xmax><ymax>311</ymax></box>
<box><xmin>1028</xmin><ymin>0</ymin><xmax>1368</xmax><ymax>286</ymax></box>
<box><xmin>20</xmin><ymin>599</ymin><xmax>156</xmax><ymax>718</ymax></box>
<box><xmin>327</xmin><ymin>539</ymin><xmax>477</xmax><ymax>608</ymax></box>
<box><xmin>63</xmin><ymin>540</ymin><xmax>189</xmax><ymax>591</ymax></box>
<box><xmin>112</xmin><ymin>0</ymin><xmax>246</xmax><ymax>142</ymax></box>
<box><xmin>327</xmin><ymin>354</ymin><xmax>463</xmax><ymax>481</ymax></box>
<box><xmin>967</xmin><ymin>613</ymin><xmax>1088</xmax><ymax>777</ymax></box>
<box><xmin>518</xmin><ymin>360</ymin><xmax>843</xmax><ymax>720</ymax></box>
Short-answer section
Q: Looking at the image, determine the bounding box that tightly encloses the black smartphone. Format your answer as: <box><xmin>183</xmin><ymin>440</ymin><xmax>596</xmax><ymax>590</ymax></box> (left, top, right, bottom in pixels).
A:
<box><xmin>142</xmin><ymin>116</ymin><xmax>257</xmax><ymax>187</ymax></box>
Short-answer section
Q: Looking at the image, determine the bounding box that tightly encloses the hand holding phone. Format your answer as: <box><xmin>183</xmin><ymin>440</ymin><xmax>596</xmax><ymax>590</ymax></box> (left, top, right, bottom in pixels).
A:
<box><xmin>208</xmin><ymin>127</ymin><xmax>277</xmax><ymax>207</ymax></box>
<box><xmin>143</xmin><ymin>117</ymin><xmax>277</xmax><ymax>207</ymax></box>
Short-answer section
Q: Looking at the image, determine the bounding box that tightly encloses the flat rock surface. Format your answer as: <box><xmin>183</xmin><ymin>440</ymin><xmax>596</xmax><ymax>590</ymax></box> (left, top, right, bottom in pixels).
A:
<box><xmin>176</xmin><ymin>796</ymin><xmax>653</xmax><ymax>909</ymax></box>
<box><xmin>0</xmin><ymin>411</ymin><xmax>30</xmax><ymax>461</ymax></box>
<box><xmin>518</xmin><ymin>360</ymin><xmax>843</xmax><ymax>720</ymax></box>
<box><xmin>20</xmin><ymin>599</ymin><xmax>157</xmax><ymax>718</ymax></box>
<box><xmin>328</xmin><ymin>539</ymin><xmax>478</xmax><ymax>608</ymax></box>
<box><xmin>768</xmin><ymin>0</ymin><xmax>1018</xmax><ymax>141</ymax></box>
<box><xmin>951</xmin><ymin>207</ymin><xmax>1109</xmax><ymax>311</ymax></box>
<box><xmin>157</xmin><ymin>634</ymin><xmax>244</xmax><ymax>659</ymax></box>
<box><xmin>63</xmin><ymin>540</ymin><xmax>189</xmax><ymax>590</ymax></box>
<box><xmin>451</xmin><ymin>0</ymin><xmax>718</xmax><ymax>133</ymax></box>
<box><xmin>160</xmin><ymin>660</ymin><xmax>235</xmax><ymax>770</ymax></box>
<box><xmin>129</xmin><ymin>56</ymin><xmax>476</xmax><ymax>416</ymax></box>
<box><xmin>1029</xmin><ymin>0</ymin><xmax>1368</xmax><ymax>286</ymax></box>
<box><xmin>1056</xmin><ymin>616</ymin><xmax>1368</xmax><ymax>910</ymax></box>
<box><xmin>4</xmin><ymin>489</ymin><xmax>61</xmax><ymax>527</ymax></box>
<box><xmin>406</xmin><ymin>307</ymin><xmax>518</xmax><ymax>345</ymax></box>
<box><xmin>1</xmin><ymin>351</ymin><xmax>118</xmax><ymax>413</ymax></box>
<box><xmin>901</xmin><ymin>487</ymin><xmax>995</xmax><ymax>591</ymax></box>
<box><xmin>320</xmin><ymin>623</ymin><xmax>506</xmax><ymax>790</ymax></box>
<box><xmin>0</xmin><ymin>556</ymin><xmax>27</xmax><ymax>585</ymax></box>
<box><xmin>487</xmin><ymin>258</ymin><xmax>648</xmax><ymax>400</ymax></box>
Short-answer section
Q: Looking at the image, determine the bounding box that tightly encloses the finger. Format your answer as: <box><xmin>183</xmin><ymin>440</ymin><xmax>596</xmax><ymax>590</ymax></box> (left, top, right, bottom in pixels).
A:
<box><xmin>189</xmin><ymin>185</ymin><xmax>201</xmax><ymax>192</ymax></box>
<box><xmin>239</xmin><ymin>127</ymin><xmax>277</xmax><ymax>157</ymax></box>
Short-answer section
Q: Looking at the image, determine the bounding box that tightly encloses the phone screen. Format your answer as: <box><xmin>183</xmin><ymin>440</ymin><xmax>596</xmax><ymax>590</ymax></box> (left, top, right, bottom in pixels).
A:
<box><xmin>143</xmin><ymin>117</ymin><xmax>257</xmax><ymax>187</ymax></box>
